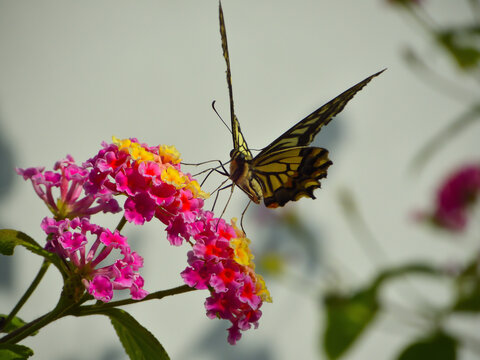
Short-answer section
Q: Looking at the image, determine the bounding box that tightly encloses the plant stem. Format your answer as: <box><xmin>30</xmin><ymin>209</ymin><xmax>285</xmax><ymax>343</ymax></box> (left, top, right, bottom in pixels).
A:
<box><xmin>0</xmin><ymin>295</ymin><xmax>76</xmax><ymax>344</ymax></box>
<box><xmin>0</xmin><ymin>259</ymin><xmax>51</xmax><ymax>332</ymax></box>
<box><xmin>116</xmin><ymin>216</ymin><xmax>127</xmax><ymax>232</ymax></box>
<box><xmin>72</xmin><ymin>285</ymin><xmax>196</xmax><ymax>316</ymax></box>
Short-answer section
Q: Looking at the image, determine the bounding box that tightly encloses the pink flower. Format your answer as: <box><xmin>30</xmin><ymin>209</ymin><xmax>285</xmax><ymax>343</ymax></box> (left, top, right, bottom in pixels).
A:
<box><xmin>181</xmin><ymin>215</ymin><xmax>272</xmax><ymax>344</ymax></box>
<box><xmin>42</xmin><ymin>217</ymin><xmax>147</xmax><ymax>302</ymax></box>
<box><xmin>84</xmin><ymin>138</ymin><xmax>208</xmax><ymax>238</ymax></box>
<box><xmin>418</xmin><ymin>163</ymin><xmax>480</xmax><ymax>232</ymax></box>
<box><xmin>17</xmin><ymin>155</ymin><xmax>121</xmax><ymax>219</ymax></box>
<box><xmin>19</xmin><ymin>136</ymin><xmax>270</xmax><ymax>344</ymax></box>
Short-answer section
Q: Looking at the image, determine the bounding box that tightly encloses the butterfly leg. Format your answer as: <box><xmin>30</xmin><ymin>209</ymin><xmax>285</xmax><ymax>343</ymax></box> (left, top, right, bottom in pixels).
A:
<box><xmin>210</xmin><ymin>179</ymin><xmax>230</xmax><ymax>212</ymax></box>
<box><xmin>240</xmin><ymin>200</ymin><xmax>252</xmax><ymax>235</ymax></box>
<box><xmin>215</xmin><ymin>183</ymin><xmax>235</xmax><ymax>231</ymax></box>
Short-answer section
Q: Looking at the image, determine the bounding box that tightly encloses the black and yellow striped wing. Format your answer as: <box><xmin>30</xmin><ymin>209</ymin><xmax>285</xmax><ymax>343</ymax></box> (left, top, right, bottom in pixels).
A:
<box><xmin>218</xmin><ymin>3</ymin><xmax>383</xmax><ymax>208</ymax></box>
<box><xmin>251</xmin><ymin>147</ymin><xmax>332</xmax><ymax>208</ymax></box>
<box><xmin>219</xmin><ymin>2</ymin><xmax>252</xmax><ymax>160</ymax></box>
<box><xmin>256</xmin><ymin>70</ymin><xmax>384</xmax><ymax>158</ymax></box>
<box><xmin>249</xmin><ymin>70</ymin><xmax>384</xmax><ymax>208</ymax></box>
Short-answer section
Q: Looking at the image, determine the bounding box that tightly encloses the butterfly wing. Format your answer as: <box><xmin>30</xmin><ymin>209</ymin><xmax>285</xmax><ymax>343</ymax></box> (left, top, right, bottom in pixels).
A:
<box><xmin>256</xmin><ymin>69</ymin><xmax>385</xmax><ymax>158</ymax></box>
<box><xmin>218</xmin><ymin>3</ymin><xmax>384</xmax><ymax>208</ymax></box>
<box><xmin>219</xmin><ymin>2</ymin><xmax>252</xmax><ymax>160</ymax></box>
<box><xmin>250</xmin><ymin>70</ymin><xmax>384</xmax><ymax>207</ymax></box>
<box><xmin>251</xmin><ymin>147</ymin><xmax>332</xmax><ymax>208</ymax></box>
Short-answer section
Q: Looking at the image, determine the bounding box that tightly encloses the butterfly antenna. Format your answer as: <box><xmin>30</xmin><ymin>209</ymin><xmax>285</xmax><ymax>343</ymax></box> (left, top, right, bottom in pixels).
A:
<box><xmin>212</xmin><ymin>100</ymin><xmax>232</xmax><ymax>134</ymax></box>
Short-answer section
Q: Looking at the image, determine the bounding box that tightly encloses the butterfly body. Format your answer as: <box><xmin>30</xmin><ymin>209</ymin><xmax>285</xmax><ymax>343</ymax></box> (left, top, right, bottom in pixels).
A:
<box><xmin>229</xmin><ymin>149</ymin><xmax>263</xmax><ymax>204</ymax></box>
<box><xmin>219</xmin><ymin>3</ymin><xmax>384</xmax><ymax>208</ymax></box>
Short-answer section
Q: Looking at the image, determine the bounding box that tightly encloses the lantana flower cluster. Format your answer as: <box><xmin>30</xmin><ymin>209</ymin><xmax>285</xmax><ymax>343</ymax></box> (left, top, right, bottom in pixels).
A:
<box><xmin>41</xmin><ymin>216</ymin><xmax>147</xmax><ymax>302</ymax></box>
<box><xmin>181</xmin><ymin>216</ymin><xmax>272</xmax><ymax>344</ymax></box>
<box><xmin>17</xmin><ymin>137</ymin><xmax>271</xmax><ymax>344</ymax></box>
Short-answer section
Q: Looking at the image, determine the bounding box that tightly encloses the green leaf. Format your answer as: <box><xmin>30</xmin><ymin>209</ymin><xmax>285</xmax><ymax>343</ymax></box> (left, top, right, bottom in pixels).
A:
<box><xmin>0</xmin><ymin>315</ymin><xmax>28</xmax><ymax>334</ymax></box>
<box><xmin>323</xmin><ymin>288</ymin><xmax>378</xmax><ymax>359</ymax></box>
<box><xmin>99</xmin><ymin>308</ymin><xmax>169</xmax><ymax>360</ymax></box>
<box><xmin>0</xmin><ymin>229</ymin><xmax>56</xmax><ymax>263</ymax></box>
<box><xmin>396</xmin><ymin>332</ymin><xmax>457</xmax><ymax>360</ymax></box>
<box><xmin>436</xmin><ymin>26</ymin><xmax>480</xmax><ymax>70</ymax></box>
<box><xmin>322</xmin><ymin>263</ymin><xmax>442</xmax><ymax>359</ymax></box>
<box><xmin>452</xmin><ymin>257</ymin><xmax>480</xmax><ymax>312</ymax></box>
<box><xmin>0</xmin><ymin>344</ymin><xmax>34</xmax><ymax>359</ymax></box>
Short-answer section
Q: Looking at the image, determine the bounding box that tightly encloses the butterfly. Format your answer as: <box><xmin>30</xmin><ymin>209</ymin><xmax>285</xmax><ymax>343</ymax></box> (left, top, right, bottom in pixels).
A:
<box><xmin>218</xmin><ymin>3</ymin><xmax>384</xmax><ymax>208</ymax></box>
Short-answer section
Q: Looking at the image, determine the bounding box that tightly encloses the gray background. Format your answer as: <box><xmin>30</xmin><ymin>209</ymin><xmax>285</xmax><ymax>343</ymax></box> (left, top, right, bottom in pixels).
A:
<box><xmin>1</xmin><ymin>1</ymin><xmax>478</xmax><ymax>359</ymax></box>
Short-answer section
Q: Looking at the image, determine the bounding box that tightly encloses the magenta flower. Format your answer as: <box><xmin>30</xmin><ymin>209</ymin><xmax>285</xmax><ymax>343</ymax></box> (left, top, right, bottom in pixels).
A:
<box><xmin>418</xmin><ymin>163</ymin><xmax>480</xmax><ymax>232</ymax></box>
<box><xmin>84</xmin><ymin>137</ymin><xmax>209</xmax><ymax>237</ymax></box>
<box><xmin>181</xmin><ymin>215</ymin><xmax>272</xmax><ymax>344</ymax></box>
<box><xmin>41</xmin><ymin>216</ymin><xmax>147</xmax><ymax>302</ymax></box>
<box><xmin>18</xmin><ymin>136</ymin><xmax>270</xmax><ymax>343</ymax></box>
<box><xmin>17</xmin><ymin>155</ymin><xmax>121</xmax><ymax>219</ymax></box>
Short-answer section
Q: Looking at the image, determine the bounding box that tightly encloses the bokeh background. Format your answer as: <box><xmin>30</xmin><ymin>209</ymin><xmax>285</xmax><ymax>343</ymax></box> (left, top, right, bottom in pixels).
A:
<box><xmin>1</xmin><ymin>0</ymin><xmax>478</xmax><ymax>359</ymax></box>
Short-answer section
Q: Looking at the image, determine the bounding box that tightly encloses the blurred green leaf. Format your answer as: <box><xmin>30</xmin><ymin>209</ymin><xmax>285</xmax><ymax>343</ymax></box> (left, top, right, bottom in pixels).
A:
<box><xmin>452</xmin><ymin>257</ymin><xmax>480</xmax><ymax>312</ymax></box>
<box><xmin>100</xmin><ymin>308</ymin><xmax>170</xmax><ymax>360</ymax></box>
<box><xmin>323</xmin><ymin>288</ymin><xmax>378</xmax><ymax>359</ymax></box>
<box><xmin>436</xmin><ymin>25</ymin><xmax>480</xmax><ymax>70</ymax></box>
<box><xmin>323</xmin><ymin>263</ymin><xmax>441</xmax><ymax>359</ymax></box>
<box><xmin>0</xmin><ymin>344</ymin><xmax>34</xmax><ymax>359</ymax></box>
<box><xmin>258</xmin><ymin>252</ymin><xmax>286</xmax><ymax>276</ymax></box>
<box><xmin>396</xmin><ymin>331</ymin><xmax>457</xmax><ymax>360</ymax></box>
<box><xmin>0</xmin><ymin>315</ymin><xmax>28</xmax><ymax>334</ymax></box>
<box><xmin>410</xmin><ymin>103</ymin><xmax>480</xmax><ymax>172</ymax></box>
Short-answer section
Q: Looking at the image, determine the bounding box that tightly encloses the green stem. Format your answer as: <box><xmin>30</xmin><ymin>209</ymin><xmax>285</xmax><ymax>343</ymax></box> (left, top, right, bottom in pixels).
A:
<box><xmin>0</xmin><ymin>259</ymin><xmax>51</xmax><ymax>332</ymax></box>
<box><xmin>0</xmin><ymin>295</ymin><xmax>76</xmax><ymax>344</ymax></box>
<box><xmin>72</xmin><ymin>285</ymin><xmax>196</xmax><ymax>316</ymax></box>
<box><xmin>116</xmin><ymin>216</ymin><xmax>127</xmax><ymax>232</ymax></box>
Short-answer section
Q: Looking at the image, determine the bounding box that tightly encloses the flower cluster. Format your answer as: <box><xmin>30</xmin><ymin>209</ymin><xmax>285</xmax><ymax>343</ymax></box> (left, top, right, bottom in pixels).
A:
<box><xmin>182</xmin><ymin>216</ymin><xmax>272</xmax><ymax>344</ymax></box>
<box><xmin>418</xmin><ymin>163</ymin><xmax>480</xmax><ymax>232</ymax></box>
<box><xmin>42</xmin><ymin>217</ymin><xmax>147</xmax><ymax>302</ymax></box>
<box><xmin>16</xmin><ymin>155</ymin><xmax>121</xmax><ymax>220</ymax></box>
<box><xmin>17</xmin><ymin>137</ymin><xmax>271</xmax><ymax>343</ymax></box>
<box><xmin>17</xmin><ymin>151</ymin><xmax>147</xmax><ymax>302</ymax></box>
<box><xmin>84</xmin><ymin>137</ymin><xmax>208</xmax><ymax>245</ymax></box>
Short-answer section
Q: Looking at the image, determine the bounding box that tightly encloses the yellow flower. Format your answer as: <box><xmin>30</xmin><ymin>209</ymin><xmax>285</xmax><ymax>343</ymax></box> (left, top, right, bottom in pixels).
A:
<box><xmin>112</xmin><ymin>136</ymin><xmax>131</xmax><ymax>150</ymax></box>
<box><xmin>230</xmin><ymin>219</ymin><xmax>255</xmax><ymax>268</ymax></box>
<box><xmin>129</xmin><ymin>143</ymin><xmax>155</xmax><ymax>162</ymax></box>
<box><xmin>255</xmin><ymin>275</ymin><xmax>272</xmax><ymax>303</ymax></box>
<box><xmin>159</xmin><ymin>145</ymin><xmax>181</xmax><ymax>164</ymax></box>
<box><xmin>161</xmin><ymin>166</ymin><xmax>189</xmax><ymax>189</ymax></box>
<box><xmin>185</xmin><ymin>179</ymin><xmax>210</xmax><ymax>200</ymax></box>
<box><xmin>112</xmin><ymin>136</ymin><xmax>154</xmax><ymax>162</ymax></box>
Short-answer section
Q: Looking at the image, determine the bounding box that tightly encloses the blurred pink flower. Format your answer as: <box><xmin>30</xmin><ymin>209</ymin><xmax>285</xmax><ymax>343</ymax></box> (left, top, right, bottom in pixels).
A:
<box><xmin>418</xmin><ymin>164</ymin><xmax>480</xmax><ymax>232</ymax></box>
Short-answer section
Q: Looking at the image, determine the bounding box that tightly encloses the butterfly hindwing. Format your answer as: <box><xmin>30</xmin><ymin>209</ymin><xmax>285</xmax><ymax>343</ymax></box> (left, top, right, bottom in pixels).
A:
<box><xmin>218</xmin><ymin>3</ymin><xmax>383</xmax><ymax>208</ymax></box>
<box><xmin>252</xmin><ymin>147</ymin><xmax>332</xmax><ymax>208</ymax></box>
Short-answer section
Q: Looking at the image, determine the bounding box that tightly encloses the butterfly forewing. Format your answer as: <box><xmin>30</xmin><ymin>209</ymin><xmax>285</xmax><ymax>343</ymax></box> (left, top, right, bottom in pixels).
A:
<box><xmin>218</xmin><ymin>3</ymin><xmax>384</xmax><ymax>208</ymax></box>
<box><xmin>219</xmin><ymin>3</ymin><xmax>252</xmax><ymax>160</ymax></box>
<box><xmin>257</xmin><ymin>70</ymin><xmax>385</xmax><ymax>158</ymax></box>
